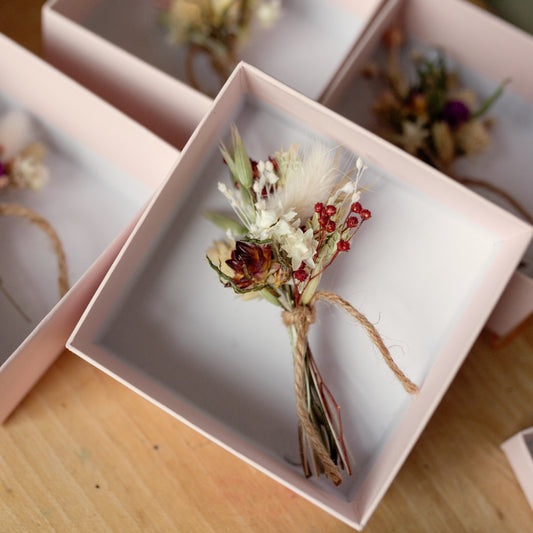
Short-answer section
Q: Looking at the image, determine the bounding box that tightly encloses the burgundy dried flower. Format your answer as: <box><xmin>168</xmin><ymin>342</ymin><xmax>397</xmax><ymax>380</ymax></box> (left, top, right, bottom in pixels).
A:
<box><xmin>441</xmin><ymin>100</ymin><xmax>471</xmax><ymax>129</ymax></box>
<box><xmin>226</xmin><ymin>241</ymin><xmax>289</xmax><ymax>290</ymax></box>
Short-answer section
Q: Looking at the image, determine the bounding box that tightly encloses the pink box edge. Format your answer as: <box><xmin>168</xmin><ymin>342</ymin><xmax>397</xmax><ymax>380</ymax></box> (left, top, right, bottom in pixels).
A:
<box><xmin>501</xmin><ymin>427</ymin><xmax>533</xmax><ymax>511</ymax></box>
<box><xmin>0</xmin><ymin>33</ymin><xmax>180</xmax><ymax>423</ymax></box>
<box><xmin>323</xmin><ymin>0</ymin><xmax>533</xmax><ymax>339</ymax></box>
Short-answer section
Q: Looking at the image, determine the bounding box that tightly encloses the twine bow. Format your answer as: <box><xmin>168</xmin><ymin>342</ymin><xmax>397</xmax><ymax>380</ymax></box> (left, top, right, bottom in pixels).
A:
<box><xmin>0</xmin><ymin>203</ymin><xmax>70</xmax><ymax>300</ymax></box>
<box><xmin>282</xmin><ymin>290</ymin><xmax>419</xmax><ymax>485</ymax></box>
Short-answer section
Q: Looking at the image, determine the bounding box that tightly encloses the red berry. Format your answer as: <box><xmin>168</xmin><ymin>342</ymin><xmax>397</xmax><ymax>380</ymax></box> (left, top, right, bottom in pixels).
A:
<box><xmin>360</xmin><ymin>209</ymin><xmax>372</xmax><ymax>220</ymax></box>
<box><xmin>315</xmin><ymin>202</ymin><xmax>324</xmax><ymax>214</ymax></box>
<box><xmin>318</xmin><ymin>216</ymin><xmax>329</xmax><ymax>227</ymax></box>
<box><xmin>325</xmin><ymin>205</ymin><xmax>337</xmax><ymax>216</ymax></box>
<box><xmin>346</xmin><ymin>217</ymin><xmax>358</xmax><ymax>228</ymax></box>
<box><xmin>351</xmin><ymin>202</ymin><xmax>362</xmax><ymax>213</ymax></box>
<box><xmin>337</xmin><ymin>240</ymin><xmax>350</xmax><ymax>252</ymax></box>
<box><xmin>325</xmin><ymin>220</ymin><xmax>336</xmax><ymax>233</ymax></box>
<box><xmin>294</xmin><ymin>269</ymin><xmax>308</xmax><ymax>282</ymax></box>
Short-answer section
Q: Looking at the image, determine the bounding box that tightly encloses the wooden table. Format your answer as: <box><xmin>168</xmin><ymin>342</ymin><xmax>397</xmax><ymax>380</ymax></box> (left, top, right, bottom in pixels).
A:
<box><xmin>1</xmin><ymin>2</ymin><xmax>533</xmax><ymax>531</ymax></box>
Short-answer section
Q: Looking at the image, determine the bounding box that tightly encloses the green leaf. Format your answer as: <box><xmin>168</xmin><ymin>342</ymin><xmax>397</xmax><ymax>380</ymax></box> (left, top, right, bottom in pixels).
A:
<box><xmin>231</xmin><ymin>125</ymin><xmax>253</xmax><ymax>189</ymax></box>
<box><xmin>204</xmin><ymin>211</ymin><xmax>247</xmax><ymax>235</ymax></box>
<box><xmin>259</xmin><ymin>288</ymin><xmax>281</xmax><ymax>307</ymax></box>
<box><xmin>219</xmin><ymin>142</ymin><xmax>238</xmax><ymax>184</ymax></box>
<box><xmin>471</xmin><ymin>78</ymin><xmax>510</xmax><ymax>120</ymax></box>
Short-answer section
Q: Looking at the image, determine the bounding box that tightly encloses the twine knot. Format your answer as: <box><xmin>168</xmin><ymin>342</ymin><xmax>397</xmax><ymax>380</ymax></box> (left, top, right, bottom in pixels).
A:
<box><xmin>282</xmin><ymin>305</ymin><xmax>316</xmax><ymax>329</ymax></box>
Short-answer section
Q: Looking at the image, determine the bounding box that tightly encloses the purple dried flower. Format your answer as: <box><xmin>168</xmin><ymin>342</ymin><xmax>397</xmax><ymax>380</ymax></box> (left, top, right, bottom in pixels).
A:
<box><xmin>442</xmin><ymin>100</ymin><xmax>471</xmax><ymax>129</ymax></box>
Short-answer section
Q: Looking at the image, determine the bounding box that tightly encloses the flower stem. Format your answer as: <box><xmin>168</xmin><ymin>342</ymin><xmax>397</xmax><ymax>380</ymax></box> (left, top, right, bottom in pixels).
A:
<box><xmin>0</xmin><ymin>277</ymin><xmax>31</xmax><ymax>323</ymax></box>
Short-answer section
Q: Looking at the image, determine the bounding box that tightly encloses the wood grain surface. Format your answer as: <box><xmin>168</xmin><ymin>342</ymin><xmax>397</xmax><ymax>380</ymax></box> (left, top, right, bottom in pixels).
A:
<box><xmin>1</xmin><ymin>1</ymin><xmax>533</xmax><ymax>531</ymax></box>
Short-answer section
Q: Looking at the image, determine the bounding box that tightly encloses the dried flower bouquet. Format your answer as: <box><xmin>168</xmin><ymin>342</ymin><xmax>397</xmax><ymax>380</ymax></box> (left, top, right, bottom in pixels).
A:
<box><xmin>0</xmin><ymin>111</ymin><xmax>69</xmax><ymax>322</ymax></box>
<box><xmin>362</xmin><ymin>27</ymin><xmax>533</xmax><ymax>227</ymax></box>
<box><xmin>206</xmin><ymin>126</ymin><xmax>418</xmax><ymax>485</ymax></box>
<box><xmin>157</xmin><ymin>0</ymin><xmax>281</xmax><ymax>94</ymax></box>
<box><xmin>368</xmin><ymin>27</ymin><xmax>507</xmax><ymax>176</ymax></box>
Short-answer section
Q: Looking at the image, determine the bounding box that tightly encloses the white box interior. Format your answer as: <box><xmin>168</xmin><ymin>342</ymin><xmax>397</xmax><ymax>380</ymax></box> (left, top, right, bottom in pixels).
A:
<box><xmin>98</xmin><ymin>97</ymin><xmax>497</xmax><ymax>492</ymax></box>
<box><xmin>78</xmin><ymin>0</ymin><xmax>378</xmax><ymax>100</ymax></box>
<box><xmin>332</xmin><ymin>0</ymin><xmax>533</xmax><ymax>279</ymax></box>
<box><xmin>69</xmin><ymin>65</ymin><xmax>531</xmax><ymax>528</ymax></box>
<box><xmin>0</xmin><ymin>94</ymin><xmax>151</xmax><ymax>363</ymax></box>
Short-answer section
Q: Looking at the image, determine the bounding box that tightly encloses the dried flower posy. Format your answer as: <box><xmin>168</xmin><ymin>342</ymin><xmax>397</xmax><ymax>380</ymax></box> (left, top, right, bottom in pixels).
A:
<box><xmin>206</xmin><ymin>126</ymin><xmax>418</xmax><ymax>485</ymax></box>
<box><xmin>0</xmin><ymin>110</ymin><xmax>69</xmax><ymax>322</ymax></box>
<box><xmin>158</xmin><ymin>0</ymin><xmax>281</xmax><ymax>93</ymax></box>
<box><xmin>368</xmin><ymin>27</ymin><xmax>507</xmax><ymax>175</ymax></box>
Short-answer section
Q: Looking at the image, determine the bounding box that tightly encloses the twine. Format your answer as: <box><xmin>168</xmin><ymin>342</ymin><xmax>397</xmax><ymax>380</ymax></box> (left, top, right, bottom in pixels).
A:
<box><xmin>282</xmin><ymin>290</ymin><xmax>419</xmax><ymax>485</ymax></box>
<box><xmin>185</xmin><ymin>43</ymin><xmax>236</xmax><ymax>97</ymax></box>
<box><xmin>0</xmin><ymin>203</ymin><xmax>69</xmax><ymax>298</ymax></box>
<box><xmin>456</xmin><ymin>176</ymin><xmax>533</xmax><ymax>225</ymax></box>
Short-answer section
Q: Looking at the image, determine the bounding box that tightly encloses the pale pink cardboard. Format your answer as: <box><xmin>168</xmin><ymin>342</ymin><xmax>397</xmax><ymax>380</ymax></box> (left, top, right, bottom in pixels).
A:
<box><xmin>42</xmin><ymin>0</ymin><xmax>211</xmax><ymax>150</ymax></box>
<box><xmin>67</xmin><ymin>63</ymin><xmax>532</xmax><ymax>529</ymax></box>
<box><xmin>323</xmin><ymin>0</ymin><xmax>533</xmax><ymax>338</ymax></box>
<box><xmin>502</xmin><ymin>427</ymin><xmax>533</xmax><ymax>511</ymax></box>
<box><xmin>42</xmin><ymin>0</ymin><xmax>385</xmax><ymax>149</ymax></box>
<box><xmin>0</xmin><ymin>34</ymin><xmax>179</xmax><ymax>423</ymax></box>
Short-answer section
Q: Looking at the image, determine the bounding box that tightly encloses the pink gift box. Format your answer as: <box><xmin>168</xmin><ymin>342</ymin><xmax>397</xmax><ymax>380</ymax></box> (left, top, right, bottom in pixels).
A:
<box><xmin>324</xmin><ymin>0</ymin><xmax>533</xmax><ymax>339</ymax></box>
<box><xmin>0</xmin><ymin>33</ymin><xmax>179</xmax><ymax>423</ymax></box>
<box><xmin>42</xmin><ymin>0</ymin><xmax>385</xmax><ymax>148</ymax></box>
<box><xmin>502</xmin><ymin>427</ymin><xmax>533</xmax><ymax>511</ymax></box>
<box><xmin>67</xmin><ymin>63</ymin><xmax>531</xmax><ymax>529</ymax></box>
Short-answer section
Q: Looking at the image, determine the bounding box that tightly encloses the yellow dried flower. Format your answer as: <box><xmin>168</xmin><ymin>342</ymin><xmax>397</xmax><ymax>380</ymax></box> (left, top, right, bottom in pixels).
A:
<box><xmin>372</xmin><ymin>89</ymin><xmax>401</xmax><ymax>114</ymax></box>
<box><xmin>206</xmin><ymin>239</ymin><xmax>234</xmax><ymax>278</ymax></box>
<box><xmin>455</xmin><ymin>121</ymin><xmax>491</xmax><ymax>155</ymax></box>
<box><xmin>19</xmin><ymin>141</ymin><xmax>46</xmax><ymax>161</ymax></box>
<box><xmin>167</xmin><ymin>1</ymin><xmax>204</xmax><ymax>42</ymax></box>
<box><xmin>432</xmin><ymin>121</ymin><xmax>455</xmax><ymax>166</ymax></box>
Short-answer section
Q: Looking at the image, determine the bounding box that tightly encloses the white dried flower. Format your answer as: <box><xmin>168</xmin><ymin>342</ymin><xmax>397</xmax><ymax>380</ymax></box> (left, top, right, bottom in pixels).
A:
<box><xmin>396</xmin><ymin>119</ymin><xmax>428</xmax><ymax>155</ymax></box>
<box><xmin>269</xmin><ymin>216</ymin><xmax>316</xmax><ymax>270</ymax></box>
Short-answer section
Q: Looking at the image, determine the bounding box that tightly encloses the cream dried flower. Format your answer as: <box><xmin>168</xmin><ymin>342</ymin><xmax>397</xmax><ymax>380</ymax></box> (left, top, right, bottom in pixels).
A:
<box><xmin>8</xmin><ymin>142</ymin><xmax>49</xmax><ymax>191</ymax></box>
<box><xmin>395</xmin><ymin>119</ymin><xmax>428</xmax><ymax>155</ymax></box>
<box><xmin>455</xmin><ymin>121</ymin><xmax>491</xmax><ymax>155</ymax></box>
<box><xmin>256</xmin><ymin>0</ymin><xmax>282</xmax><ymax>28</ymax></box>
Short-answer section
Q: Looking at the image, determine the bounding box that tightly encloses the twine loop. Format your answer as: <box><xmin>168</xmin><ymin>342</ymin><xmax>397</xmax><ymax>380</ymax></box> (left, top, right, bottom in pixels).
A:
<box><xmin>0</xmin><ymin>203</ymin><xmax>69</xmax><ymax>298</ymax></box>
<box><xmin>282</xmin><ymin>290</ymin><xmax>419</xmax><ymax>485</ymax></box>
